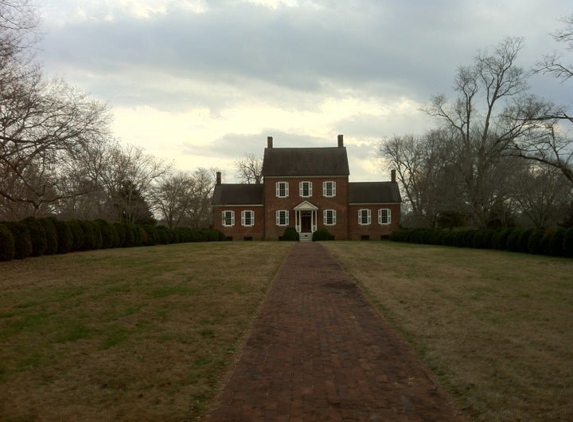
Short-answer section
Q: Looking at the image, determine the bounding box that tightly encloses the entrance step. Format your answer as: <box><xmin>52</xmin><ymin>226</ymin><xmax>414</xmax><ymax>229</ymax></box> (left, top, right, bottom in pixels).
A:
<box><xmin>299</xmin><ymin>233</ymin><xmax>312</xmax><ymax>242</ymax></box>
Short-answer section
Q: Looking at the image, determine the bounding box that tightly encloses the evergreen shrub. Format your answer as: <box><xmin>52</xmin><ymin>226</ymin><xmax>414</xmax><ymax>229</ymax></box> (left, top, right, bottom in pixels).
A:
<box><xmin>95</xmin><ymin>219</ymin><xmax>116</xmax><ymax>249</ymax></box>
<box><xmin>23</xmin><ymin>217</ymin><xmax>47</xmax><ymax>257</ymax></box>
<box><xmin>563</xmin><ymin>228</ymin><xmax>573</xmax><ymax>257</ymax></box>
<box><xmin>0</xmin><ymin>223</ymin><xmax>15</xmax><ymax>261</ymax></box>
<box><xmin>506</xmin><ymin>229</ymin><xmax>522</xmax><ymax>252</ymax></box>
<box><xmin>52</xmin><ymin>219</ymin><xmax>73</xmax><ymax>254</ymax></box>
<box><xmin>4</xmin><ymin>222</ymin><xmax>32</xmax><ymax>259</ymax></box>
<box><xmin>527</xmin><ymin>229</ymin><xmax>545</xmax><ymax>254</ymax></box>
<box><xmin>518</xmin><ymin>229</ymin><xmax>535</xmax><ymax>253</ymax></box>
<box><xmin>39</xmin><ymin>218</ymin><xmax>58</xmax><ymax>255</ymax></box>
<box><xmin>549</xmin><ymin>229</ymin><xmax>566</xmax><ymax>257</ymax></box>
<box><xmin>281</xmin><ymin>227</ymin><xmax>299</xmax><ymax>241</ymax></box>
<box><xmin>312</xmin><ymin>228</ymin><xmax>334</xmax><ymax>241</ymax></box>
<box><xmin>67</xmin><ymin>220</ymin><xmax>85</xmax><ymax>251</ymax></box>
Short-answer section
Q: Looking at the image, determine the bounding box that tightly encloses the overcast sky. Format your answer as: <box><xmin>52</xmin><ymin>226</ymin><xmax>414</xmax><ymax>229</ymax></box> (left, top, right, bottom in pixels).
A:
<box><xmin>37</xmin><ymin>0</ymin><xmax>572</xmax><ymax>182</ymax></box>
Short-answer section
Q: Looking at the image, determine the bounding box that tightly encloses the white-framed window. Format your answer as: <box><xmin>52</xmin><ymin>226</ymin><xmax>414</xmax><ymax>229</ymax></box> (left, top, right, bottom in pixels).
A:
<box><xmin>299</xmin><ymin>181</ymin><xmax>312</xmax><ymax>197</ymax></box>
<box><xmin>241</xmin><ymin>210</ymin><xmax>255</xmax><ymax>227</ymax></box>
<box><xmin>323</xmin><ymin>209</ymin><xmax>337</xmax><ymax>225</ymax></box>
<box><xmin>222</xmin><ymin>210</ymin><xmax>235</xmax><ymax>227</ymax></box>
<box><xmin>276</xmin><ymin>210</ymin><xmax>289</xmax><ymax>226</ymax></box>
<box><xmin>276</xmin><ymin>181</ymin><xmax>289</xmax><ymax>198</ymax></box>
<box><xmin>358</xmin><ymin>209</ymin><xmax>371</xmax><ymax>225</ymax></box>
<box><xmin>378</xmin><ymin>208</ymin><xmax>391</xmax><ymax>225</ymax></box>
<box><xmin>323</xmin><ymin>181</ymin><xmax>336</xmax><ymax>197</ymax></box>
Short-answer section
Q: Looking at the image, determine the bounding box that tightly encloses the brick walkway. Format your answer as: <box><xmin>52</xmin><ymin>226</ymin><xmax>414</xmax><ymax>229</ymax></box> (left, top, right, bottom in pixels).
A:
<box><xmin>205</xmin><ymin>243</ymin><xmax>465</xmax><ymax>421</ymax></box>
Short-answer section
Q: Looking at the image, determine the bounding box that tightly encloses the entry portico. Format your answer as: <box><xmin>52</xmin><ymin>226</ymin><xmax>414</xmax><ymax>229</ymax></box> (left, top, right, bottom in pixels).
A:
<box><xmin>294</xmin><ymin>201</ymin><xmax>318</xmax><ymax>239</ymax></box>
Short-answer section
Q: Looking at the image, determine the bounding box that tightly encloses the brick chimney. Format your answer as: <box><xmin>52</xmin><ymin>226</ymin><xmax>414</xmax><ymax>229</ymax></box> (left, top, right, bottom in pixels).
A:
<box><xmin>337</xmin><ymin>134</ymin><xmax>344</xmax><ymax>147</ymax></box>
<box><xmin>391</xmin><ymin>169</ymin><xmax>396</xmax><ymax>183</ymax></box>
<box><xmin>267</xmin><ymin>136</ymin><xmax>273</xmax><ymax>148</ymax></box>
<box><xmin>216</xmin><ymin>171</ymin><xmax>221</xmax><ymax>185</ymax></box>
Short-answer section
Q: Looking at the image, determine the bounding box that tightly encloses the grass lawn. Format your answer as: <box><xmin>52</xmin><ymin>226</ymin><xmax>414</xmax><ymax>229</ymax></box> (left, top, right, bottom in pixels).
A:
<box><xmin>0</xmin><ymin>242</ymin><xmax>292</xmax><ymax>421</ymax></box>
<box><xmin>324</xmin><ymin>241</ymin><xmax>573</xmax><ymax>422</ymax></box>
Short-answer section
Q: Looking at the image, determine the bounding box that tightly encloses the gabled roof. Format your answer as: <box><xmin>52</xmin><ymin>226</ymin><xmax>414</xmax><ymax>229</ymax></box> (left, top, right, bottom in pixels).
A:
<box><xmin>348</xmin><ymin>182</ymin><xmax>402</xmax><ymax>204</ymax></box>
<box><xmin>212</xmin><ymin>184</ymin><xmax>264</xmax><ymax>206</ymax></box>
<box><xmin>262</xmin><ymin>147</ymin><xmax>350</xmax><ymax>177</ymax></box>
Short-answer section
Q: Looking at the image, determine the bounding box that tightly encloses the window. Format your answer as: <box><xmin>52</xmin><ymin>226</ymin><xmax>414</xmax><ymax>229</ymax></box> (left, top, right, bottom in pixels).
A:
<box><xmin>358</xmin><ymin>209</ymin><xmax>371</xmax><ymax>225</ymax></box>
<box><xmin>323</xmin><ymin>209</ymin><xmax>337</xmax><ymax>225</ymax></box>
<box><xmin>276</xmin><ymin>210</ymin><xmax>289</xmax><ymax>226</ymax></box>
<box><xmin>222</xmin><ymin>210</ymin><xmax>235</xmax><ymax>227</ymax></box>
<box><xmin>323</xmin><ymin>181</ymin><xmax>336</xmax><ymax>197</ymax></box>
<box><xmin>276</xmin><ymin>181</ymin><xmax>289</xmax><ymax>198</ymax></box>
<box><xmin>299</xmin><ymin>181</ymin><xmax>312</xmax><ymax>197</ymax></box>
<box><xmin>241</xmin><ymin>210</ymin><xmax>255</xmax><ymax>227</ymax></box>
<box><xmin>378</xmin><ymin>208</ymin><xmax>391</xmax><ymax>225</ymax></box>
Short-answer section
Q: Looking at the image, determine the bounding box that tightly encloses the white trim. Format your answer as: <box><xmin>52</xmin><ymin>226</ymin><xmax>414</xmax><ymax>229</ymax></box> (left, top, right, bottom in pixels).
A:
<box><xmin>358</xmin><ymin>209</ymin><xmax>371</xmax><ymax>225</ymax></box>
<box><xmin>276</xmin><ymin>210</ymin><xmax>289</xmax><ymax>226</ymax></box>
<box><xmin>323</xmin><ymin>209</ymin><xmax>337</xmax><ymax>225</ymax></box>
<box><xmin>323</xmin><ymin>181</ymin><xmax>336</xmax><ymax>197</ymax></box>
<box><xmin>241</xmin><ymin>210</ymin><xmax>255</xmax><ymax>227</ymax></box>
<box><xmin>378</xmin><ymin>208</ymin><xmax>391</xmax><ymax>225</ymax></box>
<box><xmin>299</xmin><ymin>181</ymin><xmax>312</xmax><ymax>197</ymax></box>
<box><xmin>222</xmin><ymin>210</ymin><xmax>235</xmax><ymax>227</ymax></box>
<box><xmin>276</xmin><ymin>181</ymin><xmax>289</xmax><ymax>198</ymax></box>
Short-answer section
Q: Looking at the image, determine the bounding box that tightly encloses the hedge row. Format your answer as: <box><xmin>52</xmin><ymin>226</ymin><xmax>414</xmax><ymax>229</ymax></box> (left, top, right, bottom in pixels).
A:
<box><xmin>0</xmin><ymin>217</ymin><xmax>225</xmax><ymax>262</ymax></box>
<box><xmin>389</xmin><ymin>227</ymin><xmax>573</xmax><ymax>258</ymax></box>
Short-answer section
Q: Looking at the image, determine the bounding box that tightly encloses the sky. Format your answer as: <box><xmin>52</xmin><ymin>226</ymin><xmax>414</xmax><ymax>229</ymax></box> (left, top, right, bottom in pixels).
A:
<box><xmin>37</xmin><ymin>0</ymin><xmax>572</xmax><ymax>182</ymax></box>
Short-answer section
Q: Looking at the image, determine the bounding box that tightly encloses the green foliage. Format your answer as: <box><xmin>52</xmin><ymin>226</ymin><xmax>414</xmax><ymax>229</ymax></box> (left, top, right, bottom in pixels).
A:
<box><xmin>113</xmin><ymin>223</ymin><xmax>126</xmax><ymax>247</ymax></box>
<box><xmin>540</xmin><ymin>230</ymin><xmax>555</xmax><ymax>256</ymax></box>
<box><xmin>549</xmin><ymin>229</ymin><xmax>566</xmax><ymax>257</ymax></box>
<box><xmin>67</xmin><ymin>220</ymin><xmax>85</xmax><ymax>251</ymax></box>
<box><xmin>22</xmin><ymin>217</ymin><xmax>47</xmax><ymax>257</ymax></box>
<box><xmin>79</xmin><ymin>220</ymin><xmax>102</xmax><ymax>250</ymax></box>
<box><xmin>0</xmin><ymin>223</ymin><xmax>15</xmax><ymax>261</ymax></box>
<box><xmin>39</xmin><ymin>218</ymin><xmax>58</xmax><ymax>255</ymax></box>
<box><xmin>94</xmin><ymin>219</ymin><xmax>117</xmax><ymax>249</ymax></box>
<box><xmin>506</xmin><ymin>229</ymin><xmax>523</xmax><ymax>252</ymax></box>
<box><xmin>527</xmin><ymin>230</ymin><xmax>545</xmax><ymax>254</ymax></box>
<box><xmin>312</xmin><ymin>228</ymin><xmax>334</xmax><ymax>241</ymax></box>
<box><xmin>142</xmin><ymin>225</ymin><xmax>158</xmax><ymax>246</ymax></box>
<box><xmin>52</xmin><ymin>220</ymin><xmax>73</xmax><ymax>254</ymax></box>
<box><xmin>281</xmin><ymin>227</ymin><xmax>299</xmax><ymax>241</ymax></box>
<box><xmin>518</xmin><ymin>229</ymin><xmax>535</xmax><ymax>253</ymax></box>
<box><xmin>563</xmin><ymin>228</ymin><xmax>573</xmax><ymax>257</ymax></box>
<box><xmin>156</xmin><ymin>226</ymin><xmax>172</xmax><ymax>244</ymax></box>
<box><xmin>4</xmin><ymin>222</ymin><xmax>32</xmax><ymax>259</ymax></box>
<box><xmin>491</xmin><ymin>228</ymin><xmax>511</xmax><ymax>250</ymax></box>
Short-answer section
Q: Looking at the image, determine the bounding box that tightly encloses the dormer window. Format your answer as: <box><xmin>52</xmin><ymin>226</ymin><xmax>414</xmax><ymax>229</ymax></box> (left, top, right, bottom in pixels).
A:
<box><xmin>299</xmin><ymin>181</ymin><xmax>312</xmax><ymax>197</ymax></box>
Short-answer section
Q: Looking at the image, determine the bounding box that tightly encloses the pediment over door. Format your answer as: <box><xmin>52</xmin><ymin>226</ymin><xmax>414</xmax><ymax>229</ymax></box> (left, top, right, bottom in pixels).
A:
<box><xmin>294</xmin><ymin>200</ymin><xmax>319</xmax><ymax>211</ymax></box>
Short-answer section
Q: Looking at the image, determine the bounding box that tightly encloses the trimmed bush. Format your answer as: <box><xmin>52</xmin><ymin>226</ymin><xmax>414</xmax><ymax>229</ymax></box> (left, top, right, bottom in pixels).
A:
<box><xmin>563</xmin><ymin>228</ymin><xmax>573</xmax><ymax>257</ymax></box>
<box><xmin>527</xmin><ymin>229</ymin><xmax>545</xmax><ymax>255</ymax></box>
<box><xmin>0</xmin><ymin>223</ymin><xmax>15</xmax><ymax>261</ymax></box>
<box><xmin>95</xmin><ymin>219</ymin><xmax>117</xmax><ymax>249</ymax></box>
<box><xmin>156</xmin><ymin>226</ymin><xmax>172</xmax><ymax>244</ymax></box>
<box><xmin>549</xmin><ymin>229</ymin><xmax>566</xmax><ymax>257</ymax></box>
<box><xmin>67</xmin><ymin>220</ymin><xmax>85</xmax><ymax>251</ymax></box>
<box><xmin>52</xmin><ymin>220</ymin><xmax>73</xmax><ymax>254</ymax></box>
<box><xmin>491</xmin><ymin>228</ymin><xmax>511</xmax><ymax>250</ymax></box>
<box><xmin>540</xmin><ymin>230</ymin><xmax>555</xmax><ymax>256</ymax></box>
<box><xmin>281</xmin><ymin>227</ymin><xmax>300</xmax><ymax>241</ymax></box>
<box><xmin>312</xmin><ymin>228</ymin><xmax>334</xmax><ymax>241</ymax></box>
<box><xmin>78</xmin><ymin>220</ymin><xmax>101</xmax><ymax>250</ymax></box>
<box><xmin>39</xmin><ymin>218</ymin><xmax>58</xmax><ymax>255</ymax></box>
<box><xmin>4</xmin><ymin>222</ymin><xmax>33</xmax><ymax>259</ymax></box>
<box><xmin>142</xmin><ymin>225</ymin><xmax>159</xmax><ymax>246</ymax></box>
<box><xmin>113</xmin><ymin>223</ymin><xmax>127</xmax><ymax>247</ymax></box>
<box><xmin>517</xmin><ymin>229</ymin><xmax>535</xmax><ymax>253</ymax></box>
<box><xmin>22</xmin><ymin>217</ymin><xmax>48</xmax><ymax>257</ymax></box>
<box><xmin>506</xmin><ymin>229</ymin><xmax>522</xmax><ymax>252</ymax></box>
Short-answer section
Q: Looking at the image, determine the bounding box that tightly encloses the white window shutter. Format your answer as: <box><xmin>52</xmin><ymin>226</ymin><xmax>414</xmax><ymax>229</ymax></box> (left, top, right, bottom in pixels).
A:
<box><xmin>333</xmin><ymin>210</ymin><xmax>337</xmax><ymax>225</ymax></box>
<box><xmin>323</xmin><ymin>182</ymin><xmax>327</xmax><ymax>196</ymax></box>
<box><xmin>285</xmin><ymin>183</ymin><xmax>289</xmax><ymax>197</ymax></box>
<box><xmin>332</xmin><ymin>182</ymin><xmax>336</xmax><ymax>196</ymax></box>
<box><xmin>367</xmin><ymin>210</ymin><xmax>371</xmax><ymax>225</ymax></box>
<box><xmin>276</xmin><ymin>182</ymin><xmax>280</xmax><ymax>197</ymax></box>
<box><xmin>387</xmin><ymin>209</ymin><xmax>391</xmax><ymax>224</ymax></box>
<box><xmin>241</xmin><ymin>211</ymin><xmax>245</xmax><ymax>226</ymax></box>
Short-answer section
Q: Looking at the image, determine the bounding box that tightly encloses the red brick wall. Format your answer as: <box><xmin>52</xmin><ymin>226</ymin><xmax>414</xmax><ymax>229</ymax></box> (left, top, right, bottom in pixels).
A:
<box><xmin>347</xmin><ymin>203</ymin><xmax>401</xmax><ymax>240</ymax></box>
<box><xmin>212</xmin><ymin>206</ymin><xmax>265</xmax><ymax>240</ymax></box>
<box><xmin>263</xmin><ymin>177</ymin><xmax>349</xmax><ymax>240</ymax></box>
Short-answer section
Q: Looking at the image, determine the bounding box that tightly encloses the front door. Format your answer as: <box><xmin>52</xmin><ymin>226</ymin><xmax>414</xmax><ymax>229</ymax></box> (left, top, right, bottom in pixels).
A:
<box><xmin>301</xmin><ymin>212</ymin><xmax>312</xmax><ymax>233</ymax></box>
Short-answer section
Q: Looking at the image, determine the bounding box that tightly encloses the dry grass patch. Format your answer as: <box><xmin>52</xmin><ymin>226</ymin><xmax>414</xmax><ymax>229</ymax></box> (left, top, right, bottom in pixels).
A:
<box><xmin>324</xmin><ymin>241</ymin><xmax>572</xmax><ymax>422</ymax></box>
<box><xmin>0</xmin><ymin>242</ymin><xmax>291</xmax><ymax>421</ymax></box>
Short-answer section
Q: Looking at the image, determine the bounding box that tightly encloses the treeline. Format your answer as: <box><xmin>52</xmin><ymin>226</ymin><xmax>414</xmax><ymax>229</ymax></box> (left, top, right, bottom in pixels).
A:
<box><xmin>389</xmin><ymin>227</ymin><xmax>573</xmax><ymax>258</ymax></box>
<box><xmin>0</xmin><ymin>218</ymin><xmax>225</xmax><ymax>262</ymax></box>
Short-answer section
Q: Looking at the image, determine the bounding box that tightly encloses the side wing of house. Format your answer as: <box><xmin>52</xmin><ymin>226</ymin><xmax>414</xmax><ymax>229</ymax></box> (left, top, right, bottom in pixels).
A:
<box><xmin>348</xmin><ymin>181</ymin><xmax>401</xmax><ymax>240</ymax></box>
<box><xmin>212</xmin><ymin>183</ymin><xmax>264</xmax><ymax>240</ymax></box>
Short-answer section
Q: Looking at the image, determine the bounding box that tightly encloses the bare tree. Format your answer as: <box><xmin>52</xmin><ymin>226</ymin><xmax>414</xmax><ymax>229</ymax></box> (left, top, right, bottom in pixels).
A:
<box><xmin>235</xmin><ymin>153</ymin><xmax>263</xmax><ymax>184</ymax></box>
<box><xmin>151</xmin><ymin>170</ymin><xmax>195</xmax><ymax>229</ymax></box>
<box><xmin>535</xmin><ymin>14</ymin><xmax>573</xmax><ymax>83</ymax></box>
<box><xmin>424</xmin><ymin>37</ymin><xmax>553</xmax><ymax>228</ymax></box>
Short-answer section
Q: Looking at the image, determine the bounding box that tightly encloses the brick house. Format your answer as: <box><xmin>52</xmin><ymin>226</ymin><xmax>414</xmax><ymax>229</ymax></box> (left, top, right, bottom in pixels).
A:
<box><xmin>212</xmin><ymin>135</ymin><xmax>401</xmax><ymax>240</ymax></box>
